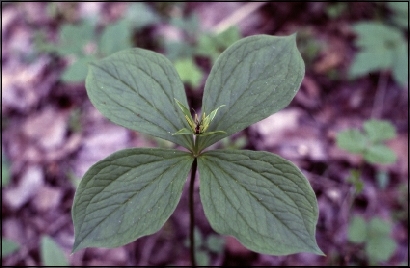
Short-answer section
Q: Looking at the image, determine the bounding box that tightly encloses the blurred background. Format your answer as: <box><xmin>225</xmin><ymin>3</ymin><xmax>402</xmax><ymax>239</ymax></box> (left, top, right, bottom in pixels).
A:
<box><xmin>1</xmin><ymin>2</ymin><xmax>408</xmax><ymax>266</ymax></box>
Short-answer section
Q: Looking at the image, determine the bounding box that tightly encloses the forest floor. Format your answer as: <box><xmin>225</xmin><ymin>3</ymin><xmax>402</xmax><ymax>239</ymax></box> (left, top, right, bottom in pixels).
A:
<box><xmin>2</xmin><ymin>2</ymin><xmax>408</xmax><ymax>266</ymax></box>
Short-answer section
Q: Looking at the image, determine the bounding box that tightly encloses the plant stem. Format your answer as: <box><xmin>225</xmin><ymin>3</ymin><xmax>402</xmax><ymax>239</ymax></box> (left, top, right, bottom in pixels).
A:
<box><xmin>189</xmin><ymin>158</ymin><xmax>198</xmax><ymax>267</ymax></box>
<box><xmin>371</xmin><ymin>70</ymin><xmax>388</xmax><ymax>119</ymax></box>
<box><xmin>193</xmin><ymin>135</ymin><xmax>200</xmax><ymax>156</ymax></box>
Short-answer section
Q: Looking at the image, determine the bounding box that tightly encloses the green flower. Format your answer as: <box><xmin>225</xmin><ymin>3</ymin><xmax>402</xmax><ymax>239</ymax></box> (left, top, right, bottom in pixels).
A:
<box><xmin>173</xmin><ymin>98</ymin><xmax>226</xmax><ymax>136</ymax></box>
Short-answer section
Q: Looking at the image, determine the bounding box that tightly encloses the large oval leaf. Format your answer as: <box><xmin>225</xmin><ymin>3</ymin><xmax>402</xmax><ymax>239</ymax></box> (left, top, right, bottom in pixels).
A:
<box><xmin>198</xmin><ymin>34</ymin><xmax>304</xmax><ymax>151</ymax></box>
<box><xmin>197</xmin><ymin>150</ymin><xmax>323</xmax><ymax>255</ymax></box>
<box><xmin>86</xmin><ymin>48</ymin><xmax>193</xmax><ymax>150</ymax></box>
<box><xmin>72</xmin><ymin>148</ymin><xmax>193</xmax><ymax>252</ymax></box>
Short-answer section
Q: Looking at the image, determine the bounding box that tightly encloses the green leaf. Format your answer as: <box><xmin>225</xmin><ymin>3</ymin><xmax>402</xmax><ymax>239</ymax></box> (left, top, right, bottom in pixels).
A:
<box><xmin>353</xmin><ymin>23</ymin><xmax>403</xmax><ymax>51</ymax></box>
<box><xmin>61</xmin><ymin>55</ymin><xmax>96</xmax><ymax>82</ymax></box>
<box><xmin>348</xmin><ymin>215</ymin><xmax>367</xmax><ymax>242</ymax></box>
<box><xmin>366</xmin><ymin>236</ymin><xmax>397</xmax><ymax>263</ymax></box>
<box><xmin>99</xmin><ymin>19</ymin><xmax>133</xmax><ymax>56</ymax></box>
<box><xmin>387</xmin><ymin>2</ymin><xmax>408</xmax><ymax>17</ymax></box>
<box><xmin>2</xmin><ymin>151</ymin><xmax>10</xmax><ymax>187</ymax></box>
<box><xmin>174</xmin><ymin>57</ymin><xmax>203</xmax><ymax>88</ymax></box>
<box><xmin>34</xmin><ymin>30</ymin><xmax>60</xmax><ymax>54</ymax></box>
<box><xmin>1</xmin><ymin>238</ymin><xmax>19</xmax><ymax>257</ymax></box>
<box><xmin>364</xmin><ymin>144</ymin><xmax>397</xmax><ymax>164</ymax></box>
<box><xmin>198</xmin><ymin>34</ymin><xmax>305</xmax><ymax>151</ymax></box>
<box><xmin>349</xmin><ymin>51</ymin><xmax>393</xmax><ymax>78</ymax></box>
<box><xmin>196</xmin><ymin>26</ymin><xmax>241</xmax><ymax>63</ymax></box>
<box><xmin>184</xmin><ymin>227</ymin><xmax>203</xmax><ymax>248</ymax></box>
<box><xmin>172</xmin><ymin>128</ymin><xmax>193</xmax><ymax>135</ymax></box>
<box><xmin>174</xmin><ymin>98</ymin><xmax>193</xmax><ymax>122</ymax></box>
<box><xmin>59</xmin><ymin>22</ymin><xmax>96</xmax><ymax>55</ymax></box>
<box><xmin>164</xmin><ymin>40</ymin><xmax>194</xmax><ymax>61</ymax></box>
<box><xmin>365</xmin><ymin>217</ymin><xmax>396</xmax><ymax>262</ymax></box>
<box><xmin>350</xmin><ymin>22</ymin><xmax>407</xmax><ymax>82</ymax></box>
<box><xmin>126</xmin><ymin>2</ymin><xmax>161</xmax><ymax>28</ymax></box>
<box><xmin>41</xmin><ymin>236</ymin><xmax>69</xmax><ymax>266</ymax></box>
<box><xmin>387</xmin><ymin>2</ymin><xmax>409</xmax><ymax>29</ymax></box>
<box><xmin>194</xmin><ymin>227</ymin><xmax>204</xmax><ymax>246</ymax></box>
<box><xmin>197</xmin><ymin>150</ymin><xmax>323</xmax><ymax>255</ymax></box>
<box><xmin>197</xmin><ymin>131</ymin><xmax>226</xmax><ymax>136</ymax></box>
<box><xmin>72</xmin><ymin>148</ymin><xmax>193</xmax><ymax>252</ymax></box>
<box><xmin>85</xmin><ymin>48</ymin><xmax>193</xmax><ymax>150</ymax></box>
<box><xmin>368</xmin><ymin>217</ymin><xmax>392</xmax><ymax>237</ymax></box>
<box><xmin>174</xmin><ymin>98</ymin><xmax>195</xmax><ymax>132</ymax></box>
<box><xmin>170</xmin><ymin>13</ymin><xmax>199</xmax><ymax>38</ymax></box>
<box><xmin>336</xmin><ymin>129</ymin><xmax>368</xmax><ymax>154</ymax></box>
<box><xmin>196</xmin><ymin>33</ymin><xmax>219</xmax><ymax>60</ymax></box>
<box><xmin>392</xmin><ymin>42</ymin><xmax>409</xmax><ymax>87</ymax></box>
<box><xmin>363</xmin><ymin>120</ymin><xmax>396</xmax><ymax>143</ymax></box>
<box><xmin>205</xmin><ymin>105</ymin><xmax>226</xmax><ymax>123</ymax></box>
<box><xmin>200</xmin><ymin>105</ymin><xmax>226</xmax><ymax>133</ymax></box>
<box><xmin>195</xmin><ymin>249</ymin><xmax>210</xmax><ymax>266</ymax></box>
<box><xmin>216</xmin><ymin>26</ymin><xmax>241</xmax><ymax>49</ymax></box>
<box><xmin>205</xmin><ymin>235</ymin><xmax>224</xmax><ymax>253</ymax></box>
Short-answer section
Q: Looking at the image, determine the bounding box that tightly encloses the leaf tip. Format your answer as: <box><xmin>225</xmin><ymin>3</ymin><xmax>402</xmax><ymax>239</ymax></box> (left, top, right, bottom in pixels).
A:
<box><xmin>307</xmin><ymin>240</ymin><xmax>325</xmax><ymax>256</ymax></box>
<box><xmin>314</xmin><ymin>246</ymin><xmax>326</xmax><ymax>256</ymax></box>
<box><xmin>290</xmin><ymin>32</ymin><xmax>298</xmax><ymax>39</ymax></box>
<box><xmin>71</xmin><ymin>236</ymin><xmax>87</xmax><ymax>254</ymax></box>
<box><xmin>71</xmin><ymin>243</ymin><xmax>81</xmax><ymax>254</ymax></box>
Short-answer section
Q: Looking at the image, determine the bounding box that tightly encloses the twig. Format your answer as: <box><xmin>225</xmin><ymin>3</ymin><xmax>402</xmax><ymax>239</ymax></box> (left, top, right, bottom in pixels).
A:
<box><xmin>371</xmin><ymin>70</ymin><xmax>389</xmax><ymax>119</ymax></box>
<box><xmin>213</xmin><ymin>2</ymin><xmax>266</xmax><ymax>34</ymax></box>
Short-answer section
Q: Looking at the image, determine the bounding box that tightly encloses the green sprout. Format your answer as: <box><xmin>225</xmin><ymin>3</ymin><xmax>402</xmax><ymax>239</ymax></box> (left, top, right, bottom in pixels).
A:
<box><xmin>173</xmin><ymin>98</ymin><xmax>226</xmax><ymax>136</ymax></box>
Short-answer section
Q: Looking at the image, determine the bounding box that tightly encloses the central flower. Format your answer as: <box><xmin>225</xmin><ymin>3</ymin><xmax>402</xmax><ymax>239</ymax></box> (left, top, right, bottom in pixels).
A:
<box><xmin>173</xmin><ymin>98</ymin><xmax>226</xmax><ymax>136</ymax></box>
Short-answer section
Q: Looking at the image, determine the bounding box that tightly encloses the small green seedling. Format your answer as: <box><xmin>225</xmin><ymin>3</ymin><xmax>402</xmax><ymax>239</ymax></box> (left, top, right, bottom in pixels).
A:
<box><xmin>349</xmin><ymin>22</ymin><xmax>408</xmax><ymax>87</ymax></box>
<box><xmin>337</xmin><ymin>119</ymin><xmax>397</xmax><ymax>193</ymax></box>
<box><xmin>1</xmin><ymin>238</ymin><xmax>19</xmax><ymax>257</ymax></box>
<box><xmin>40</xmin><ymin>235</ymin><xmax>69</xmax><ymax>266</ymax></box>
<box><xmin>348</xmin><ymin>215</ymin><xmax>397</xmax><ymax>264</ymax></box>
<box><xmin>184</xmin><ymin>228</ymin><xmax>225</xmax><ymax>266</ymax></box>
<box><xmin>336</xmin><ymin>119</ymin><xmax>397</xmax><ymax>165</ymax></box>
<box><xmin>195</xmin><ymin>26</ymin><xmax>242</xmax><ymax>64</ymax></box>
<box><xmin>35</xmin><ymin>3</ymin><xmax>160</xmax><ymax>82</ymax></box>
<box><xmin>164</xmin><ymin>11</ymin><xmax>241</xmax><ymax>88</ymax></box>
<box><xmin>173</xmin><ymin>58</ymin><xmax>203</xmax><ymax>88</ymax></box>
<box><xmin>71</xmin><ymin>34</ymin><xmax>324</xmax><ymax>264</ymax></box>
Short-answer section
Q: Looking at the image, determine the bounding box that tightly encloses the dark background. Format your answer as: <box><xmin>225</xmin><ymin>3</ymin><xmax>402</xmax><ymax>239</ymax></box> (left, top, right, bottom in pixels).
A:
<box><xmin>2</xmin><ymin>2</ymin><xmax>408</xmax><ymax>266</ymax></box>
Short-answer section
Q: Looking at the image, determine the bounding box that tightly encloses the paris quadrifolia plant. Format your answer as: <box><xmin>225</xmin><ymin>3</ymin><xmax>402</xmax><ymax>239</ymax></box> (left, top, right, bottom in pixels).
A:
<box><xmin>71</xmin><ymin>34</ymin><xmax>324</xmax><ymax>264</ymax></box>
